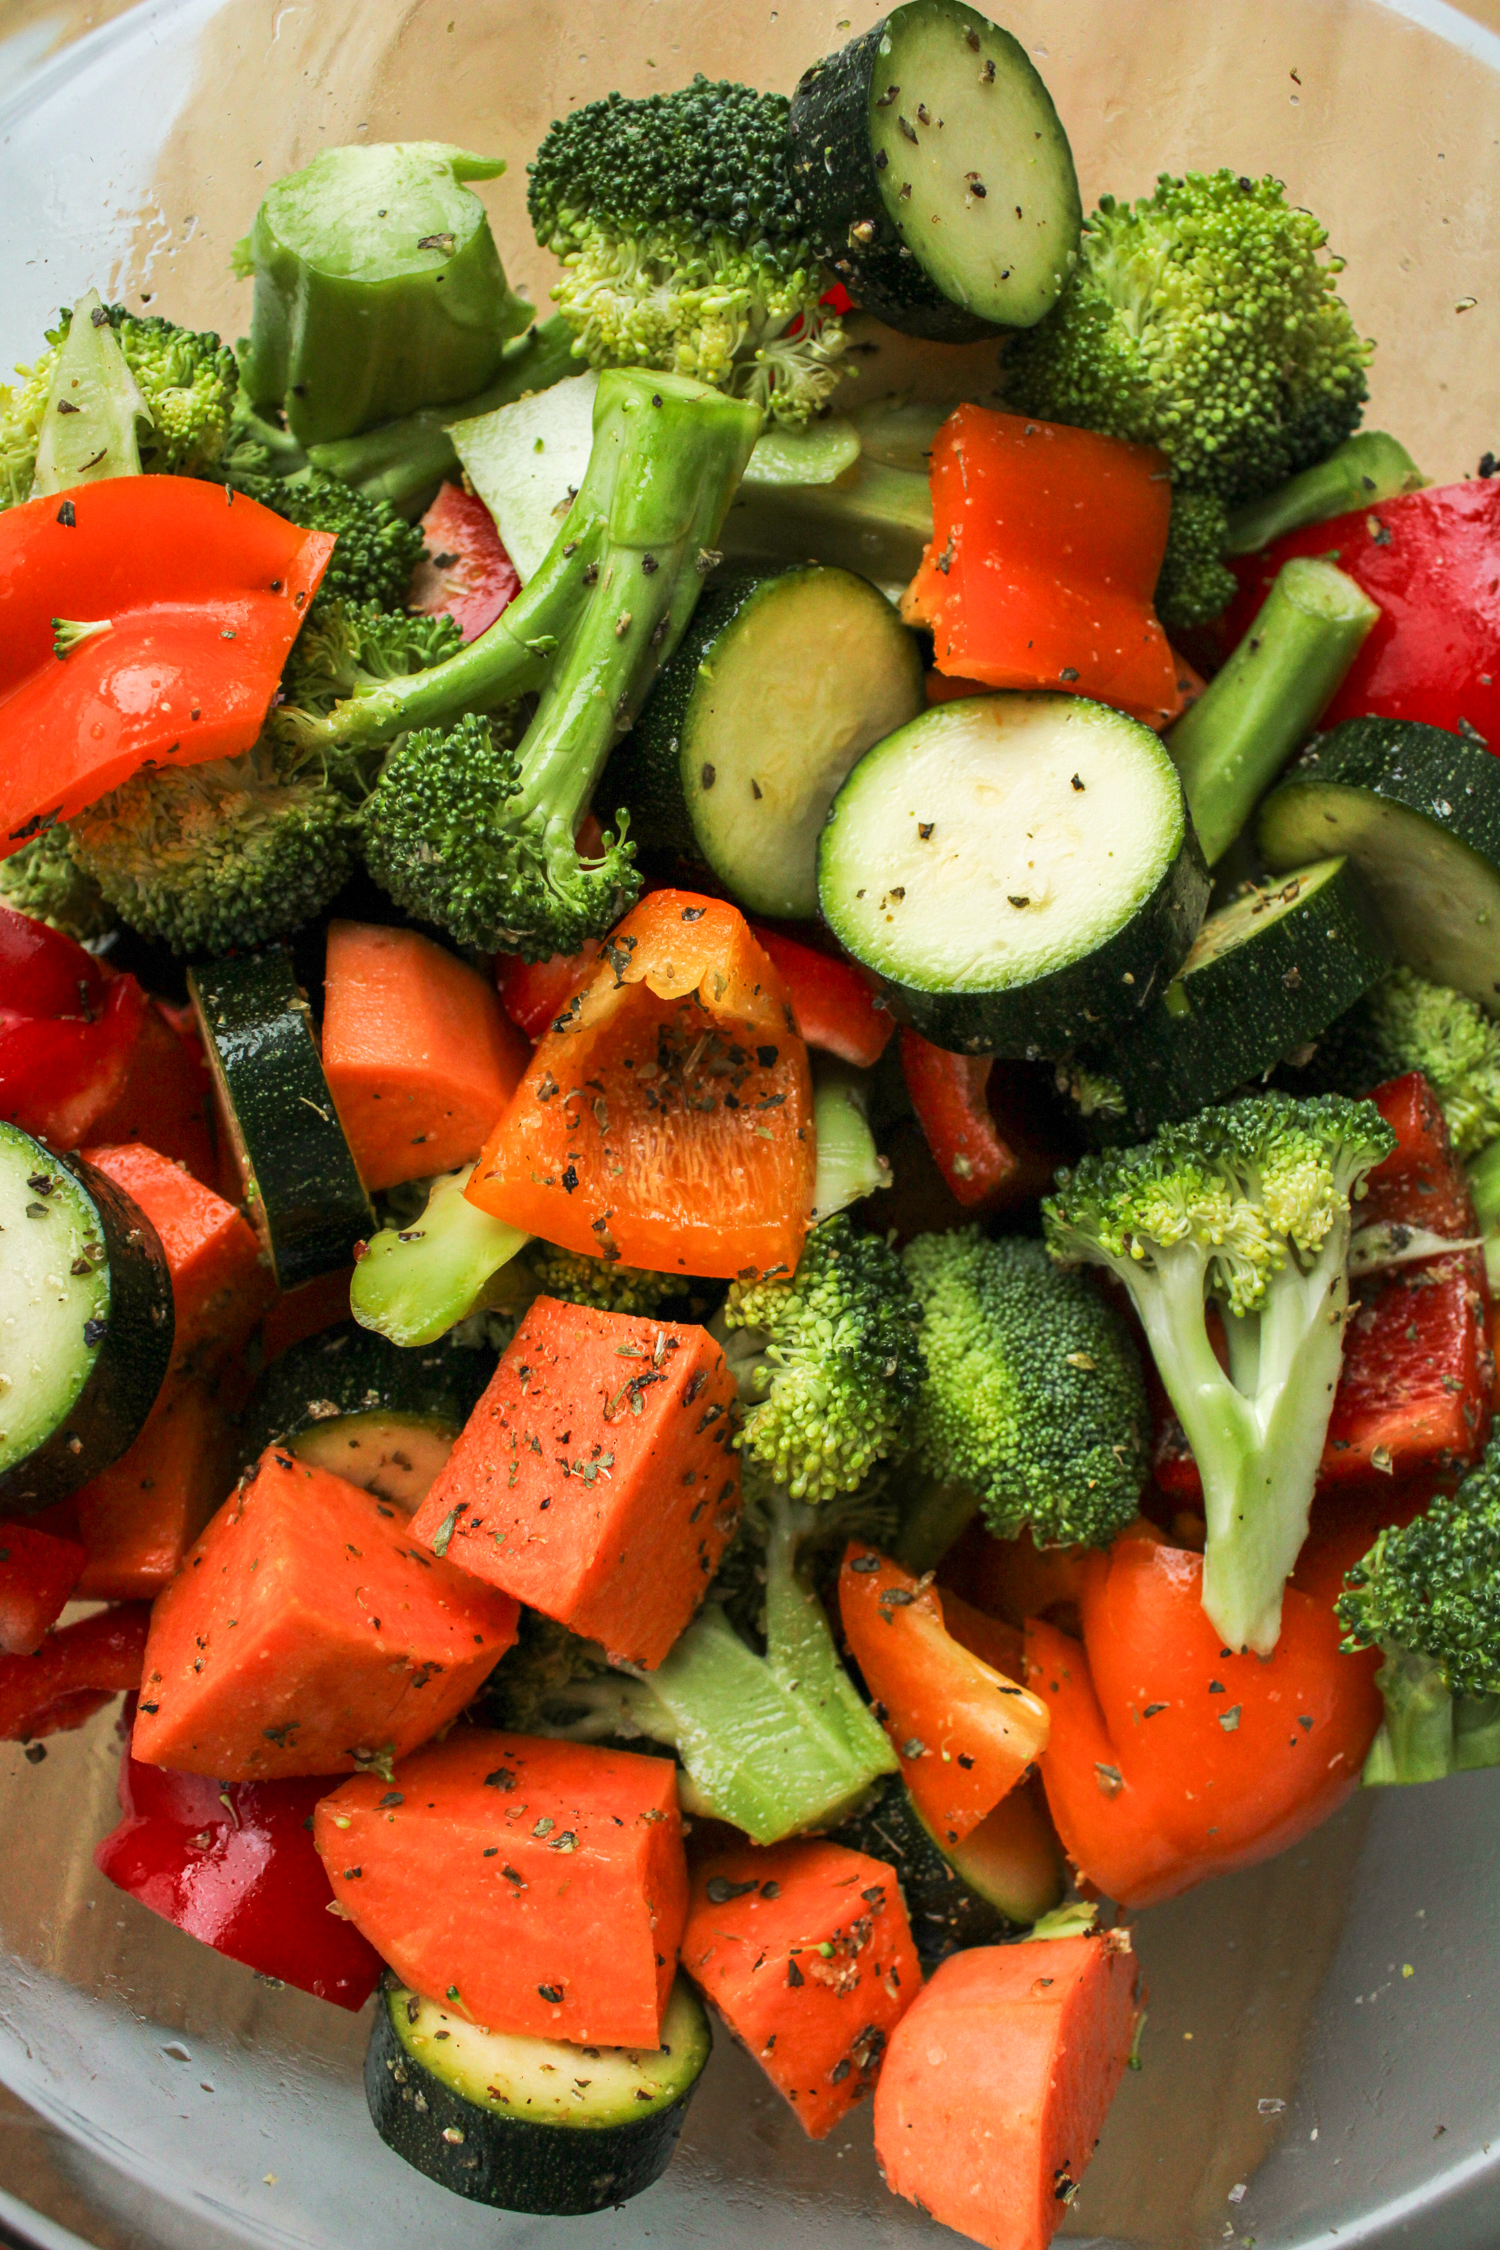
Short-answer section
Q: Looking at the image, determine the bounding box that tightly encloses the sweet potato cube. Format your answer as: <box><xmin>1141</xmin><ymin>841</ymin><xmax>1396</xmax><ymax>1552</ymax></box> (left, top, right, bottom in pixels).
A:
<box><xmin>681</xmin><ymin>1839</ymin><xmax>921</xmax><ymax>2139</ymax></box>
<box><xmin>315</xmin><ymin>1728</ymin><xmax>685</xmax><ymax>2046</ymax></box>
<box><xmin>84</xmin><ymin>1142</ymin><xmax>273</xmax><ymax>1378</ymax></box>
<box><xmin>73</xmin><ymin>1378</ymin><xmax>235</xmax><ymax>1602</ymax></box>
<box><xmin>132</xmin><ymin>1450</ymin><xmax>517</xmax><ymax>1780</ymax></box>
<box><xmin>410</xmin><ymin>1297</ymin><xmax>740</xmax><ymax>1667</ymax></box>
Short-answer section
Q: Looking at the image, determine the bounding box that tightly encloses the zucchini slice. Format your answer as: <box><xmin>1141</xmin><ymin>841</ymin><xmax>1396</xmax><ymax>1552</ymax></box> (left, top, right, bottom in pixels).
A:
<box><xmin>1094</xmin><ymin>856</ymin><xmax>1392</xmax><ymax>1131</ymax></box>
<box><xmin>819</xmin><ymin>693</ymin><xmax>1209</xmax><ymax>1056</ymax></box>
<box><xmin>789</xmin><ymin>0</ymin><xmax>1082</xmax><ymax>341</ymax></box>
<box><xmin>239</xmin><ymin>1322</ymin><xmax>493</xmax><ymax>1510</ymax></box>
<box><xmin>1257</xmin><ymin>717</ymin><xmax>1500</xmax><ymax>1012</ymax></box>
<box><xmin>188</xmin><ymin>949</ymin><xmax>373</xmax><ymax>1293</ymax></box>
<box><xmin>832</xmin><ymin>1774</ymin><xmax>1062</xmax><ymax>1964</ymax></box>
<box><xmin>621</xmin><ymin>567</ymin><xmax>923</xmax><ymax>919</ymax></box>
<box><xmin>366</xmin><ymin>1976</ymin><xmax>711</xmax><ymax>2216</ymax></box>
<box><xmin>0</xmin><ymin>1129</ymin><xmax>173</xmax><ymax>1511</ymax></box>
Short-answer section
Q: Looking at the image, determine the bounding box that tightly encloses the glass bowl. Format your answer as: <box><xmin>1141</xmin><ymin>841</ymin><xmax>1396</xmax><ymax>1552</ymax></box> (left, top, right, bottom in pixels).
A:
<box><xmin>2</xmin><ymin>3</ymin><xmax>1500</xmax><ymax>2244</ymax></box>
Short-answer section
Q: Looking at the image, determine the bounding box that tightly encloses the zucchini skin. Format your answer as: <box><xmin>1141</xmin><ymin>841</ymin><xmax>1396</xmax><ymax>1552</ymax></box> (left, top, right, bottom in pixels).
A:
<box><xmin>790</xmin><ymin>20</ymin><xmax>997</xmax><ymax>343</ymax></box>
<box><xmin>0</xmin><ymin>1149</ymin><xmax>174</xmax><ymax>1513</ymax></box>
<box><xmin>831</xmin><ymin>1776</ymin><xmax>1021</xmax><ymax>1965</ymax></box>
<box><xmin>365</xmin><ymin>1985</ymin><xmax>703</xmax><ymax>2215</ymax></box>
<box><xmin>238</xmin><ymin>1321</ymin><xmax>493</xmax><ymax>1469</ymax></box>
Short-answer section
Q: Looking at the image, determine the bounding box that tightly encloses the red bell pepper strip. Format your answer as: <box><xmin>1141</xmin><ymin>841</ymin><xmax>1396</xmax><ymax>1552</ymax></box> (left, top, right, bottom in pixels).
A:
<box><xmin>495</xmin><ymin>939</ymin><xmax>603</xmax><ymax>1042</ymax></box>
<box><xmin>468</xmin><ymin>891</ymin><xmax>815</xmax><ymax>1280</ymax></box>
<box><xmin>0</xmin><ymin>476</ymin><xmax>333</xmax><ymax>851</ymax></box>
<box><xmin>83</xmin><ymin>997</ymin><xmax>216</xmax><ymax>1184</ymax></box>
<box><xmin>0</xmin><ymin>904</ymin><xmax>146</xmax><ymax>1147</ymax></box>
<box><xmin>1223</xmin><ymin>479</ymin><xmax>1500</xmax><ymax>745</ymax></box>
<box><xmin>0</xmin><ymin>1602</ymin><xmax>149</xmax><ymax>1740</ymax></box>
<box><xmin>95</xmin><ymin>1726</ymin><xmax>383</xmax><ymax>2010</ymax></box>
<box><xmin>408</xmin><ymin>480</ymin><xmax>520</xmax><ymax>643</ymax></box>
<box><xmin>1026</xmin><ymin>1526</ymin><xmax>1381</xmax><ymax>1908</ymax></box>
<box><xmin>0</xmin><ymin>1523</ymin><xmax>87</xmax><ymax>1655</ymax></box>
<box><xmin>901</xmin><ymin>406</ymin><xmax>1185</xmax><ymax>727</ymax></box>
<box><xmin>749</xmin><ymin>926</ymin><xmax>893</xmax><ymax>1068</ymax></box>
<box><xmin>899</xmin><ymin>1029</ymin><xmax>1060</xmax><ymax>1215</ymax></box>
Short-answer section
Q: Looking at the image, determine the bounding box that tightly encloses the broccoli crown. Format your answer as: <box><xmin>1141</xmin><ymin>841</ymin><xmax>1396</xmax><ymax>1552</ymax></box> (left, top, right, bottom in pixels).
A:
<box><xmin>1154</xmin><ymin>487</ymin><xmax>1237</xmax><ymax>631</ymax></box>
<box><xmin>1003</xmin><ymin>171</ymin><xmax>1370</xmax><ymax>505</ymax></box>
<box><xmin>719</xmin><ymin>1217</ymin><xmax>924</xmax><ymax>1504</ymax></box>
<box><xmin>230</xmin><ymin>470</ymin><xmax>425</xmax><ymax>612</ymax></box>
<box><xmin>361</xmin><ymin>709</ymin><xmax>637</xmax><ymax>959</ymax></box>
<box><xmin>0</xmin><ymin>826</ymin><xmax>112</xmax><ymax>944</ymax></box>
<box><xmin>528</xmin><ymin>1243</ymin><xmax>682</xmax><ymax>1319</ymax></box>
<box><xmin>1338</xmin><ymin>1434</ymin><xmax>1500</xmax><ymax>1698</ymax></box>
<box><xmin>284</xmin><ymin>598</ymin><xmax>464</xmax><ymax>719</ymax></box>
<box><xmin>68</xmin><ymin>743</ymin><xmax>353</xmax><ymax>957</ymax></box>
<box><xmin>1311</xmin><ymin>968</ymin><xmax>1500</xmax><ymax>1163</ymax></box>
<box><xmin>1044</xmin><ymin>1092</ymin><xmax>1396</xmax><ymax>1315</ymax></box>
<box><xmin>482</xmin><ymin>1608</ymin><xmax>611</xmax><ymax>1734</ymax></box>
<box><xmin>1</xmin><ymin>301</ymin><xmax>238</xmax><ymax>505</ymax></box>
<box><xmin>902</xmin><ymin>1229</ymin><xmax>1147</xmax><ymax>1547</ymax></box>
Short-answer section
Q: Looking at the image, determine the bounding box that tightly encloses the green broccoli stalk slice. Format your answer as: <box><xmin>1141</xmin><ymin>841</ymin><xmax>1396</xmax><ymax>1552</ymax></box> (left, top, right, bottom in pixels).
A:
<box><xmin>1166</xmin><ymin>557</ymin><xmax>1379</xmax><ymax>865</ymax></box>
<box><xmin>1153</xmin><ymin>489</ymin><xmax>1236</xmax><ymax>632</ymax></box>
<box><xmin>807</xmin><ymin>1059</ymin><xmax>890</xmax><ymax>1225</ymax></box>
<box><xmin>1003</xmin><ymin>170</ymin><xmax>1371</xmax><ymax>506</ymax></box>
<box><xmin>527</xmin><ymin>77</ymin><xmax>847</xmax><ymax>428</ymax></box>
<box><xmin>1224</xmin><ymin>431</ymin><xmax>1427</xmax><ymax>555</ymax></box>
<box><xmin>1045</xmin><ymin>1093</ymin><xmax>1396</xmax><ymax>1654</ymax></box>
<box><xmin>290</xmin><ymin>366</ymin><xmax>760</xmax><ymax>959</ymax></box>
<box><xmin>351</xmin><ymin>1163</ymin><xmax>534</xmax><ymax>1349</ymax></box>
<box><xmin>485</xmin><ymin>1482</ymin><xmax>897</xmax><ymax>1843</ymax></box>
<box><xmin>895</xmin><ymin>1231</ymin><xmax>1149</xmax><ymax>1573</ymax></box>
<box><xmin>29</xmin><ymin>290</ymin><xmax>150</xmax><ymax>497</ymax></box>
<box><xmin>715</xmin><ymin>1217</ymin><xmax>923</xmax><ymax>1505</ymax></box>
<box><xmin>0</xmin><ymin>826</ymin><xmax>111</xmax><ymax>943</ymax></box>
<box><xmin>1338</xmin><ymin>1433</ymin><xmax>1500</xmax><ymax>1783</ymax></box>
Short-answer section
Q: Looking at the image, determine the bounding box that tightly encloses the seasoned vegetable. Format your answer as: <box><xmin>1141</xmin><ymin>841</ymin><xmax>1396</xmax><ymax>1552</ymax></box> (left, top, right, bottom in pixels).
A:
<box><xmin>70</xmin><ymin>1379</ymin><xmax>233</xmax><ymax>1603</ymax></box>
<box><xmin>0</xmin><ymin>1524</ymin><xmax>86</xmax><ymax>1656</ymax></box>
<box><xmin>350</xmin><ymin>1162</ymin><xmax>532</xmax><ymax>1350</ymax></box>
<box><xmin>831</xmin><ymin>1772</ymin><xmax>1064</xmax><ymax>1963</ymax></box>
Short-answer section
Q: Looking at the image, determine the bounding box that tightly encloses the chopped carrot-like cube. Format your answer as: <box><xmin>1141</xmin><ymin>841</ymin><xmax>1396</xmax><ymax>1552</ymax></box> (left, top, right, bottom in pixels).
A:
<box><xmin>83</xmin><ymin>1141</ymin><xmax>273</xmax><ymax>1379</ymax></box>
<box><xmin>73</xmin><ymin>1378</ymin><xmax>235</xmax><ymax>1603</ymax></box>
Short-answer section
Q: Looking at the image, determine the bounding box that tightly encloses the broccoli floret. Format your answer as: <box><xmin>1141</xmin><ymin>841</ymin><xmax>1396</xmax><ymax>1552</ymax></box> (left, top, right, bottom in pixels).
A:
<box><xmin>0</xmin><ymin>299</ymin><xmax>236</xmax><ymax>505</ymax></box>
<box><xmin>527</xmin><ymin>77</ymin><xmax>847</xmax><ymax>427</ymax></box>
<box><xmin>227</xmin><ymin>469</ymin><xmax>426</xmax><ymax>613</ymax></box>
<box><xmin>67</xmin><ymin>742</ymin><xmax>354</xmax><ymax>958</ymax></box>
<box><xmin>1306</xmin><ymin>968</ymin><xmax>1500</xmax><ymax>1163</ymax></box>
<box><xmin>527</xmin><ymin>1243</ymin><xmax>682</xmax><ymax>1319</ymax></box>
<box><xmin>483</xmin><ymin>1479</ymin><xmax>897</xmax><ymax>1842</ymax></box>
<box><xmin>1154</xmin><ymin>488</ymin><xmax>1236</xmax><ymax>630</ymax></box>
<box><xmin>286</xmin><ymin>599</ymin><xmax>465</xmax><ymax>713</ymax></box>
<box><xmin>0</xmin><ymin>827</ymin><xmax>112</xmax><ymax>944</ymax></box>
<box><xmin>1338</xmin><ymin>1432</ymin><xmax>1500</xmax><ymax>1784</ymax></box>
<box><xmin>716</xmin><ymin>1217</ymin><xmax>923</xmax><ymax>1504</ymax></box>
<box><xmin>285</xmin><ymin>365</ymin><xmax>761</xmax><ymax>960</ymax></box>
<box><xmin>1004</xmin><ymin>171</ymin><xmax>1371</xmax><ymax>506</ymax></box>
<box><xmin>897</xmin><ymin>1231</ymin><xmax>1148</xmax><ymax>1571</ymax></box>
<box><xmin>1044</xmin><ymin>1092</ymin><xmax>1395</xmax><ymax>1653</ymax></box>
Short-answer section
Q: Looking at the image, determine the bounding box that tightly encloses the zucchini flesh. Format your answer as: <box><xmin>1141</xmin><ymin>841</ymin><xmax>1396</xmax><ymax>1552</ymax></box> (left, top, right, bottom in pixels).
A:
<box><xmin>626</xmin><ymin>566</ymin><xmax>923</xmax><ymax>919</ymax></box>
<box><xmin>832</xmin><ymin>1774</ymin><xmax>1062</xmax><ymax>1964</ymax></box>
<box><xmin>790</xmin><ymin>0</ymin><xmax>1082</xmax><ymax>339</ymax></box>
<box><xmin>0</xmin><ymin>1131</ymin><xmax>173</xmax><ymax>1511</ymax></box>
<box><xmin>819</xmin><ymin>693</ymin><xmax>1209</xmax><ymax>1055</ymax></box>
<box><xmin>1094</xmin><ymin>856</ymin><xmax>1392</xmax><ymax>1130</ymax></box>
<box><xmin>188</xmin><ymin>948</ymin><xmax>372</xmax><ymax>1293</ymax></box>
<box><xmin>1257</xmin><ymin>717</ymin><xmax>1500</xmax><ymax>1012</ymax></box>
<box><xmin>366</xmin><ymin>1976</ymin><xmax>710</xmax><ymax>2215</ymax></box>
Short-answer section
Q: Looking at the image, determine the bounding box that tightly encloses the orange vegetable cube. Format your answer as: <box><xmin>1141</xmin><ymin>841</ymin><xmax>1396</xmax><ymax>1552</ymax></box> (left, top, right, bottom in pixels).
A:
<box><xmin>83</xmin><ymin>1141</ymin><xmax>273</xmax><ymax>1378</ymax></box>
<box><xmin>74</xmin><ymin>1378</ymin><xmax>235</xmax><ymax>1602</ymax></box>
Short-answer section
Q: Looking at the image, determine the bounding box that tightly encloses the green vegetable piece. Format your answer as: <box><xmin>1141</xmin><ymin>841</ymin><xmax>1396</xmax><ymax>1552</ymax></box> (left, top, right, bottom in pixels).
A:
<box><xmin>1154</xmin><ymin>488</ymin><xmax>1236</xmax><ymax>632</ymax></box>
<box><xmin>29</xmin><ymin>288</ymin><xmax>148</xmax><ymax>496</ymax></box>
<box><xmin>1167</xmin><ymin>556</ymin><xmax>1379</xmax><ymax>865</ymax></box>
<box><xmin>238</xmin><ymin>142</ymin><xmax>533</xmax><ymax>446</ymax></box>
<box><xmin>1224</xmin><ymin>431</ymin><xmax>1427</xmax><ymax>555</ymax></box>
<box><xmin>0</xmin><ymin>826</ymin><xmax>111</xmax><ymax>943</ymax></box>
<box><xmin>808</xmin><ymin>1059</ymin><xmax>890</xmax><ymax>1224</ymax></box>
<box><xmin>351</xmin><ymin>1164</ymin><xmax>531</xmax><ymax>1348</ymax></box>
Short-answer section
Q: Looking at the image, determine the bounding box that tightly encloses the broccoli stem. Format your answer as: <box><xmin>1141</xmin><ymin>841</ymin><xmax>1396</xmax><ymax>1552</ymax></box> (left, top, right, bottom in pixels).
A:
<box><xmin>808</xmin><ymin>1058</ymin><xmax>889</xmax><ymax>1223</ymax></box>
<box><xmin>30</xmin><ymin>288</ymin><xmax>147</xmax><ymax>497</ymax></box>
<box><xmin>1223</xmin><ymin>432</ymin><xmax>1426</xmax><ymax>555</ymax></box>
<box><xmin>1468</xmin><ymin>1138</ymin><xmax>1500</xmax><ymax>1233</ymax></box>
<box><xmin>306</xmin><ymin>315</ymin><xmax>579</xmax><ymax>515</ymax></box>
<box><xmin>350</xmin><ymin>1164</ymin><xmax>532</xmax><ymax>1347</ymax></box>
<box><xmin>1363</xmin><ymin>1646</ymin><xmax>1460</xmax><ymax>1785</ymax></box>
<box><xmin>1166</xmin><ymin>557</ymin><xmax>1379</xmax><ymax>864</ymax></box>
<box><xmin>723</xmin><ymin>455</ymin><xmax>932</xmax><ymax>596</ymax></box>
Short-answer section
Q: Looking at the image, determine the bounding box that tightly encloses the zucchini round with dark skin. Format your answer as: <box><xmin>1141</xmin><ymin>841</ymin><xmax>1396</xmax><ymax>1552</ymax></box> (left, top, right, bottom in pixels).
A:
<box><xmin>1256</xmin><ymin>717</ymin><xmax>1500</xmax><ymax>1012</ymax></box>
<box><xmin>238</xmin><ymin>1321</ymin><xmax>494</xmax><ymax>1510</ymax></box>
<box><xmin>789</xmin><ymin>0</ymin><xmax>1082</xmax><ymax>341</ymax></box>
<box><xmin>615</xmin><ymin>566</ymin><xmax>924</xmax><ymax>920</ymax></box>
<box><xmin>818</xmin><ymin>693</ymin><xmax>1210</xmax><ymax>1056</ymax></box>
<box><xmin>0</xmin><ymin>1127</ymin><xmax>173</xmax><ymax>1512</ymax></box>
<box><xmin>188</xmin><ymin>947</ymin><xmax>373</xmax><ymax>1293</ymax></box>
<box><xmin>365</xmin><ymin>1975</ymin><xmax>711</xmax><ymax>2215</ymax></box>
<box><xmin>832</xmin><ymin>1773</ymin><xmax>1064</xmax><ymax>1965</ymax></box>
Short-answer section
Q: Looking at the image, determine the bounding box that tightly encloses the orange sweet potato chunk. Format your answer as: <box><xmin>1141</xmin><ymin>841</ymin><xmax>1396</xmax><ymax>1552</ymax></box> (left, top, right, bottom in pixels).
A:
<box><xmin>83</xmin><ymin>1141</ymin><xmax>273</xmax><ymax>1378</ymax></box>
<box><xmin>74</xmin><ymin>1378</ymin><xmax>235</xmax><ymax>1602</ymax></box>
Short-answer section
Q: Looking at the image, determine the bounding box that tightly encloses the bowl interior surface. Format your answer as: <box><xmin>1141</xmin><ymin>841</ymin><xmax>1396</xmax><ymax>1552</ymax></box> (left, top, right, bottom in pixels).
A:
<box><xmin>2</xmin><ymin>2</ymin><xmax>1500</xmax><ymax>2246</ymax></box>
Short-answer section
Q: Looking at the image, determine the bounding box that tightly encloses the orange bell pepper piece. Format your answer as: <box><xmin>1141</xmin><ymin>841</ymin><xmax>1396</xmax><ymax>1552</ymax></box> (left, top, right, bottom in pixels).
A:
<box><xmin>467</xmin><ymin>890</ymin><xmax>814</xmax><ymax>1281</ymax></box>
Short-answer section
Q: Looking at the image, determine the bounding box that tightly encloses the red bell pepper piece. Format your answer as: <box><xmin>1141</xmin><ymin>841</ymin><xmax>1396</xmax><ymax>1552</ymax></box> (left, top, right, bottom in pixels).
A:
<box><xmin>1223</xmin><ymin>479</ymin><xmax>1500</xmax><ymax>745</ymax></box>
<box><xmin>409</xmin><ymin>480</ymin><xmax>520</xmax><ymax>643</ymax></box>
<box><xmin>1026</xmin><ymin>1526</ymin><xmax>1381</xmax><ymax>1908</ymax></box>
<box><xmin>899</xmin><ymin>1029</ymin><xmax>1059</xmax><ymax>1214</ymax></box>
<box><xmin>0</xmin><ymin>1602</ymin><xmax>149</xmax><ymax>1740</ymax></box>
<box><xmin>0</xmin><ymin>1523</ymin><xmax>87</xmax><ymax>1655</ymax></box>
<box><xmin>749</xmin><ymin>926</ymin><xmax>893</xmax><ymax>1068</ymax></box>
<box><xmin>495</xmin><ymin>939</ymin><xmax>602</xmax><ymax>1041</ymax></box>
<box><xmin>84</xmin><ymin>997</ymin><xmax>216</xmax><ymax>1184</ymax></box>
<box><xmin>901</xmin><ymin>406</ymin><xmax>1186</xmax><ymax>728</ymax></box>
<box><xmin>469</xmin><ymin>891</ymin><xmax>815</xmax><ymax>1280</ymax></box>
<box><xmin>95</xmin><ymin>1727</ymin><xmax>383</xmax><ymax>2010</ymax></box>
<box><xmin>0</xmin><ymin>904</ymin><xmax>146</xmax><ymax>1147</ymax></box>
<box><xmin>0</xmin><ymin>477</ymin><xmax>333</xmax><ymax>851</ymax></box>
